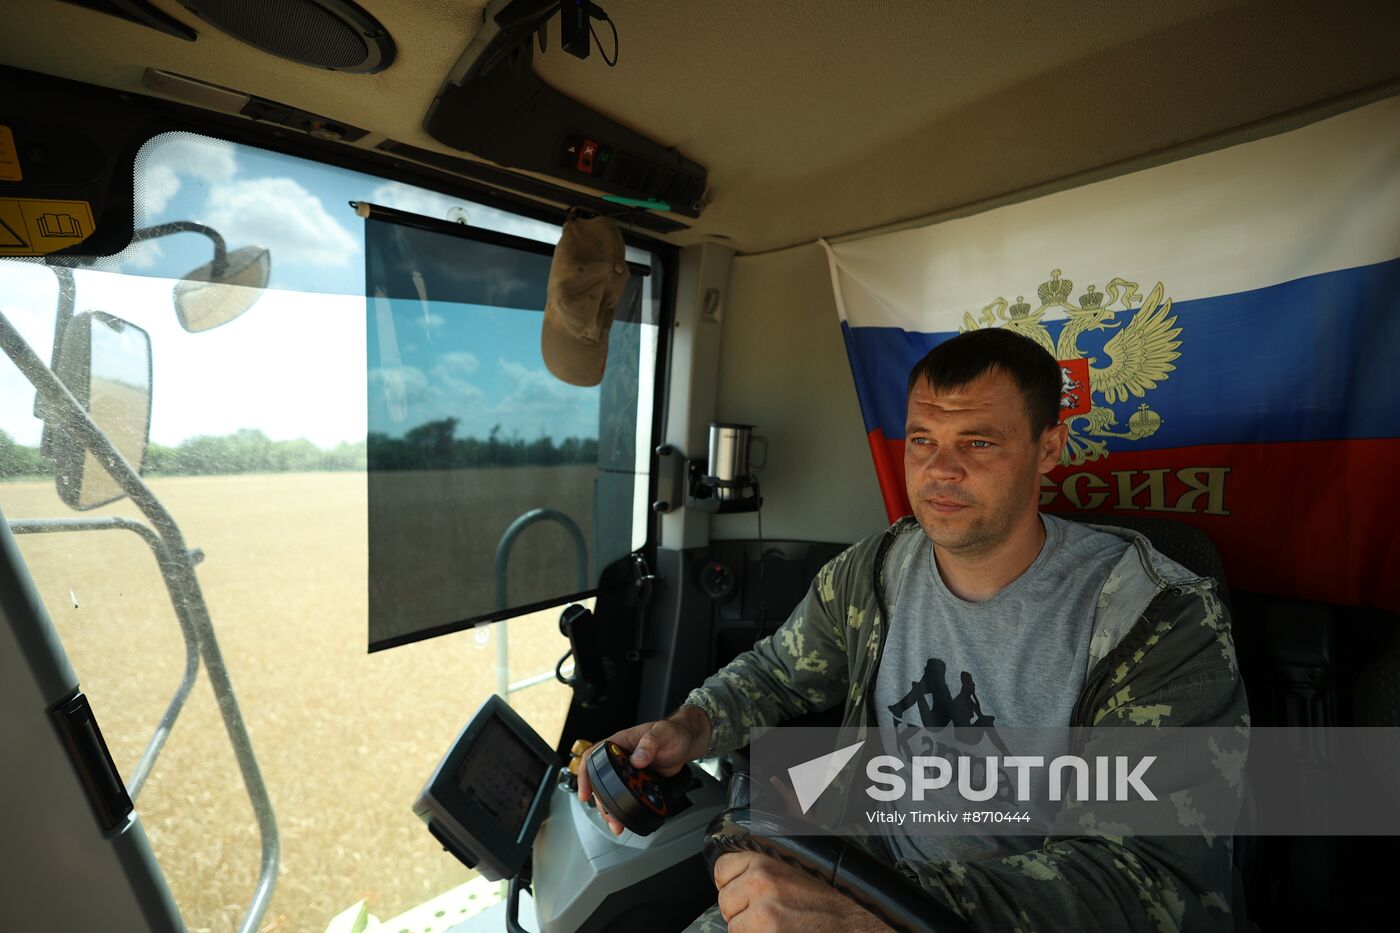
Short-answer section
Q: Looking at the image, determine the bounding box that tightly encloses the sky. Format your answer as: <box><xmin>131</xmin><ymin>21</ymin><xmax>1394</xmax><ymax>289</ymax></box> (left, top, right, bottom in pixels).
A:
<box><xmin>368</xmin><ymin>297</ymin><xmax>602</xmax><ymax>442</ymax></box>
<box><xmin>0</xmin><ymin>132</ymin><xmax>655</xmax><ymax>448</ymax></box>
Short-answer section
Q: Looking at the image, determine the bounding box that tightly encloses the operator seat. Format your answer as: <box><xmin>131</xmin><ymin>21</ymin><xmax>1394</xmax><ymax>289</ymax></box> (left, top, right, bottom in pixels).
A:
<box><xmin>1063</xmin><ymin>512</ymin><xmax>1257</xmax><ymax>933</ymax></box>
<box><xmin>1063</xmin><ymin>512</ymin><xmax>1231</xmax><ymax>610</ymax></box>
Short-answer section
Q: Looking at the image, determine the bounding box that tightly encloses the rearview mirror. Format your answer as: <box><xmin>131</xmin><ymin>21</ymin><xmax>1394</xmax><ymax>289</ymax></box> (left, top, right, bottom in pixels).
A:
<box><xmin>51</xmin><ymin>311</ymin><xmax>153</xmax><ymax>510</ymax></box>
<box><xmin>173</xmin><ymin>244</ymin><xmax>271</xmax><ymax>332</ymax></box>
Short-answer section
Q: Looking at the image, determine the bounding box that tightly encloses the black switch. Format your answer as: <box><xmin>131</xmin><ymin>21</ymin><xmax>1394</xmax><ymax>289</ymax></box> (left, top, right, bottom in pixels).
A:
<box><xmin>560</xmin><ymin>135</ymin><xmax>582</xmax><ymax>169</ymax></box>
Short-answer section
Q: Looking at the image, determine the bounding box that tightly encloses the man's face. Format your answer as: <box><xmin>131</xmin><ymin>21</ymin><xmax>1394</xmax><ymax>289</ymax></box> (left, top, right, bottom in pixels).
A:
<box><xmin>904</xmin><ymin>369</ymin><xmax>1066</xmax><ymax>556</ymax></box>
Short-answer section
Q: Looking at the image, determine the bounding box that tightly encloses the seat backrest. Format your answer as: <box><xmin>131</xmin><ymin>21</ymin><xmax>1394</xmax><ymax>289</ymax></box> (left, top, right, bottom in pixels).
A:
<box><xmin>1355</xmin><ymin>629</ymin><xmax>1400</xmax><ymax>727</ymax></box>
<box><xmin>1061</xmin><ymin>512</ymin><xmax>1230</xmax><ymax>612</ymax></box>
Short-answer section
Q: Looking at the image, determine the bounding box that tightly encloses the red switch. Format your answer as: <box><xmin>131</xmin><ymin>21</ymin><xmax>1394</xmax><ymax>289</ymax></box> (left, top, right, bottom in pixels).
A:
<box><xmin>577</xmin><ymin>139</ymin><xmax>599</xmax><ymax>174</ymax></box>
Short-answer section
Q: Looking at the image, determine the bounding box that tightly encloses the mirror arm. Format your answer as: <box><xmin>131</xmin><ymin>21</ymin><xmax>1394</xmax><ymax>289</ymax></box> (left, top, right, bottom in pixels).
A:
<box><xmin>31</xmin><ymin>265</ymin><xmax>78</xmax><ymax>442</ymax></box>
<box><xmin>45</xmin><ymin>265</ymin><xmax>77</xmax><ymax>372</ymax></box>
<box><xmin>131</xmin><ymin>221</ymin><xmax>231</xmax><ymax>279</ymax></box>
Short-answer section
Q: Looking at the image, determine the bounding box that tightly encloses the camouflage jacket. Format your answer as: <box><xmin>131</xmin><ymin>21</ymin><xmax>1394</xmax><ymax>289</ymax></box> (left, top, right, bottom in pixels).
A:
<box><xmin>684</xmin><ymin>516</ymin><xmax>1247</xmax><ymax>932</ymax></box>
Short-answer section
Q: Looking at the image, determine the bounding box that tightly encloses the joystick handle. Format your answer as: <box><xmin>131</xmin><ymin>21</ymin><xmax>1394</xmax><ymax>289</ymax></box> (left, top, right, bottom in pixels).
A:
<box><xmin>584</xmin><ymin>741</ymin><xmax>685</xmax><ymax>836</ymax></box>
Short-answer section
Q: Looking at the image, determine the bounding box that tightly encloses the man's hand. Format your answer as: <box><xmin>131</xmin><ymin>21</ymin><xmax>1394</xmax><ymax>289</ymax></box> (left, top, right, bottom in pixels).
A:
<box><xmin>575</xmin><ymin>705</ymin><xmax>711</xmax><ymax>835</ymax></box>
<box><xmin>713</xmin><ymin>851</ymin><xmax>893</xmax><ymax>932</ymax></box>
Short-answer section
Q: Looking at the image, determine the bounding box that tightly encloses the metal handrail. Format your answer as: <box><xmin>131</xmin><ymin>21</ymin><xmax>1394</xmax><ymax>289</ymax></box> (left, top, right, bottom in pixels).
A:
<box><xmin>508</xmin><ymin>661</ymin><xmax>575</xmax><ymax>694</ymax></box>
<box><xmin>0</xmin><ymin>311</ymin><xmax>278</xmax><ymax>933</ymax></box>
<box><xmin>492</xmin><ymin>508</ymin><xmax>589</xmax><ymax>699</ymax></box>
<box><xmin>8</xmin><ymin>516</ymin><xmax>203</xmax><ymax>800</ymax></box>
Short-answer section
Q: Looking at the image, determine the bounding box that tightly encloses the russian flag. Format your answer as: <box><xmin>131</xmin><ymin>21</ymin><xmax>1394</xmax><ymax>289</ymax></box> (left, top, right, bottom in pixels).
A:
<box><xmin>824</xmin><ymin>97</ymin><xmax>1400</xmax><ymax>612</ymax></box>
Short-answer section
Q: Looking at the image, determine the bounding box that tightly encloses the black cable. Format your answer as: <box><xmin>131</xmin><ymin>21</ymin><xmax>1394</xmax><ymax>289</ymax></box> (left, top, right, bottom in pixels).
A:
<box><xmin>554</xmin><ymin>649</ymin><xmax>575</xmax><ymax>686</ymax></box>
<box><xmin>626</xmin><ymin>552</ymin><xmax>653</xmax><ymax>661</ymax></box>
<box><xmin>590</xmin><ymin>11</ymin><xmax>618</xmax><ymax>67</ymax></box>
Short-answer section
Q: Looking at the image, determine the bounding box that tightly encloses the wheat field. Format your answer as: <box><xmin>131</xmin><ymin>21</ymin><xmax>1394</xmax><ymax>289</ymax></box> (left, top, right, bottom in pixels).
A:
<box><xmin>2</xmin><ymin>470</ymin><xmax>594</xmax><ymax>932</ymax></box>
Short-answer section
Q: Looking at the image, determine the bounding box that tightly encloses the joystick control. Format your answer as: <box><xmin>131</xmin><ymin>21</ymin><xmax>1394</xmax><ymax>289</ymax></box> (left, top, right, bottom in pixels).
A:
<box><xmin>583</xmin><ymin>740</ymin><xmax>692</xmax><ymax>836</ymax></box>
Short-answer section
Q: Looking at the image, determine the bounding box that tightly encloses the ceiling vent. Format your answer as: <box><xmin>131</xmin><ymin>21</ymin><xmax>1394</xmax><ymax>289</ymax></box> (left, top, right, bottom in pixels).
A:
<box><xmin>176</xmin><ymin>0</ymin><xmax>395</xmax><ymax>73</ymax></box>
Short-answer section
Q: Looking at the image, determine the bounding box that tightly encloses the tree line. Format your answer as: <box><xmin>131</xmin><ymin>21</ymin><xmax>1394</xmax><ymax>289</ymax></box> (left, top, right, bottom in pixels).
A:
<box><xmin>367</xmin><ymin>418</ymin><xmax>598</xmax><ymax>470</ymax></box>
<box><xmin>145</xmin><ymin>429</ymin><xmax>368</xmax><ymax>475</ymax></box>
<box><xmin>0</xmin><ymin>430</ymin><xmax>47</xmax><ymax>479</ymax></box>
<box><xmin>0</xmin><ymin>421</ymin><xmax>599</xmax><ymax>480</ymax></box>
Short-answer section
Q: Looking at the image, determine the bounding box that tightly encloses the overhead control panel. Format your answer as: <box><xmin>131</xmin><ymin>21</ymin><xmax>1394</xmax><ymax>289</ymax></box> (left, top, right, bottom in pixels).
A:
<box><xmin>425</xmin><ymin>0</ymin><xmax>708</xmax><ymax>217</ymax></box>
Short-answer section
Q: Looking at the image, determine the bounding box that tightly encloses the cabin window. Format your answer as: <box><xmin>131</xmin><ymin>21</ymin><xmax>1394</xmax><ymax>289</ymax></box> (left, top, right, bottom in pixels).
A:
<box><xmin>0</xmin><ymin>130</ymin><xmax>661</xmax><ymax>930</ymax></box>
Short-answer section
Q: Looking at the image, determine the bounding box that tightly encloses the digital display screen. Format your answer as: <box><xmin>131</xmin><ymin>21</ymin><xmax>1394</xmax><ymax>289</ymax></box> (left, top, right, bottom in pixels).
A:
<box><xmin>455</xmin><ymin>717</ymin><xmax>550</xmax><ymax>841</ymax></box>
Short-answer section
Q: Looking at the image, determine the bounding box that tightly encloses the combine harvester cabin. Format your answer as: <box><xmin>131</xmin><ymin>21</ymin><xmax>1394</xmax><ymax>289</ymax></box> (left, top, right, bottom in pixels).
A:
<box><xmin>1</xmin><ymin>1</ymin><xmax>1398</xmax><ymax>931</ymax></box>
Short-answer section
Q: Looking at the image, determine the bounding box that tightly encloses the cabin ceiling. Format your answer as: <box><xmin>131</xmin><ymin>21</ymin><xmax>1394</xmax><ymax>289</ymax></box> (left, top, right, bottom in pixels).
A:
<box><xmin>4</xmin><ymin>0</ymin><xmax>1400</xmax><ymax>254</ymax></box>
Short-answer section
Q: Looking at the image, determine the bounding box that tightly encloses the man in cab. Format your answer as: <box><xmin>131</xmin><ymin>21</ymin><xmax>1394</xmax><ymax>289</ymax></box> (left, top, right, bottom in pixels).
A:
<box><xmin>579</xmin><ymin>328</ymin><xmax>1246</xmax><ymax>932</ymax></box>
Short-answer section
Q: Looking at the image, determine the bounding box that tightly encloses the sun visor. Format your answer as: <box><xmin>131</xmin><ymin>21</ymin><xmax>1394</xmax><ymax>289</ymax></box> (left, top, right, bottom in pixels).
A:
<box><xmin>359</xmin><ymin>201</ymin><xmax>657</xmax><ymax>651</ymax></box>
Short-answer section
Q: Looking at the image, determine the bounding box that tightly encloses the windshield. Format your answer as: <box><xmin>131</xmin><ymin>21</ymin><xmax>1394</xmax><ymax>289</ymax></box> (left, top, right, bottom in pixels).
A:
<box><xmin>0</xmin><ymin>131</ymin><xmax>662</xmax><ymax>931</ymax></box>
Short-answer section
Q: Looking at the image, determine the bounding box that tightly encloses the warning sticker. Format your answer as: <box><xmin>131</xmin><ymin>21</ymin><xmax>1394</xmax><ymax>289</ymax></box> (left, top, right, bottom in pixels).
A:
<box><xmin>0</xmin><ymin>126</ymin><xmax>19</xmax><ymax>182</ymax></box>
<box><xmin>0</xmin><ymin>198</ymin><xmax>96</xmax><ymax>256</ymax></box>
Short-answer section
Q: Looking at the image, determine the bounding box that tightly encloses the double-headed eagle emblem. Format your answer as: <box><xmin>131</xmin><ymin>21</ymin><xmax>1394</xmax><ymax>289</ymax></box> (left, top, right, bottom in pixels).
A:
<box><xmin>961</xmin><ymin>270</ymin><xmax>1181</xmax><ymax>465</ymax></box>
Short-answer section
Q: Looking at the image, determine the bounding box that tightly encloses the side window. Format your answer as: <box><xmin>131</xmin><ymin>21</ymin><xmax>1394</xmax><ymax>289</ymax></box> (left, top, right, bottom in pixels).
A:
<box><xmin>0</xmin><ymin>132</ymin><xmax>662</xmax><ymax>931</ymax></box>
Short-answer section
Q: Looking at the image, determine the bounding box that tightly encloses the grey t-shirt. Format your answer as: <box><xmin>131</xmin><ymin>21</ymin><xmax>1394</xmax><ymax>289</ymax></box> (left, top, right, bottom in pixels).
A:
<box><xmin>873</xmin><ymin>513</ymin><xmax>1129</xmax><ymax>863</ymax></box>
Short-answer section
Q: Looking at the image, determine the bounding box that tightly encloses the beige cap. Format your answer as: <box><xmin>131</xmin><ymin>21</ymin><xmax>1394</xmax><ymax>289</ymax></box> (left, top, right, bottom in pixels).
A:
<box><xmin>542</xmin><ymin>211</ymin><xmax>630</xmax><ymax>387</ymax></box>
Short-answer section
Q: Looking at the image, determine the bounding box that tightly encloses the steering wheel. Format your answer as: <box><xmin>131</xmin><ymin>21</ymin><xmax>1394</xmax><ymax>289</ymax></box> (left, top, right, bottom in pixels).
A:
<box><xmin>702</xmin><ymin>788</ymin><xmax>974</xmax><ymax>933</ymax></box>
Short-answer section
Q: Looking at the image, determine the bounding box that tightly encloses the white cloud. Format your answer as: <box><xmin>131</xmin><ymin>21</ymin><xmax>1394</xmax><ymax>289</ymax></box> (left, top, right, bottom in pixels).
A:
<box><xmin>142</xmin><ymin>166</ymin><xmax>182</xmax><ymax>216</ymax></box>
<box><xmin>202</xmin><ymin>177</ymin><xmax>359</xmax><ymax>268</ymax></box>
<box><xmin>467</xmin><ymin>203</ymin><xmax>563</xmax><ymax>245</ymax></box>
<box><xmin>368</xmin><ymin>363</ymin><xmax>428</xmax><ymax>425</ymax></box>
<box><xmin>365</xmin><ymin>182</ymin><xmax>656</xmax><ymax>267</ymax></box>
<box><xmin>370</xmin><ymin>361</ymin><xmax>485</xmax><ymax>430</ymax></box>
<box><xmin>433</xmin><ymin>372</ymin><xmax>485</xmax><ymax>405</ymax></box>
<box><xmin>137</xmin><ymin>135</ymin><xmax>238</xmax><ymax>217</ymax></box>
<box><xmin>369</xmin><ymin>181</ymin><xmax>563</xmax><ymax>245</ymax></box>
<box><xmin>429</xmin><ymin>352</ymin><xmax>484</xmax><ymax>407</ymax></box>
<box><xmin>367</xmin><ymin>353</ymin><xmax>600</xmax><ymax>441</ymax></box>
<box><xmin>489</xmin><ymin>359</ymin><xmax>597</xmax><ymax>438</ymax></box>
<box><xmin>367</xmin><ymin>183</ymin><xmax>462</xmax><ymax>224</ymax></box>
<box><xmin>434</xmin><ymin>351</ymin><xmax>479</xmax><ymax>374</ymax></box>
<box><xmin>497</xmin><ymin>359</ymin><xmax>579</xmax><ymax>404</ymax></box>
<box><xmin>120</xmin><ymin>239</ymin><xmax>165</xmax><ymax>271</ymax></box>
